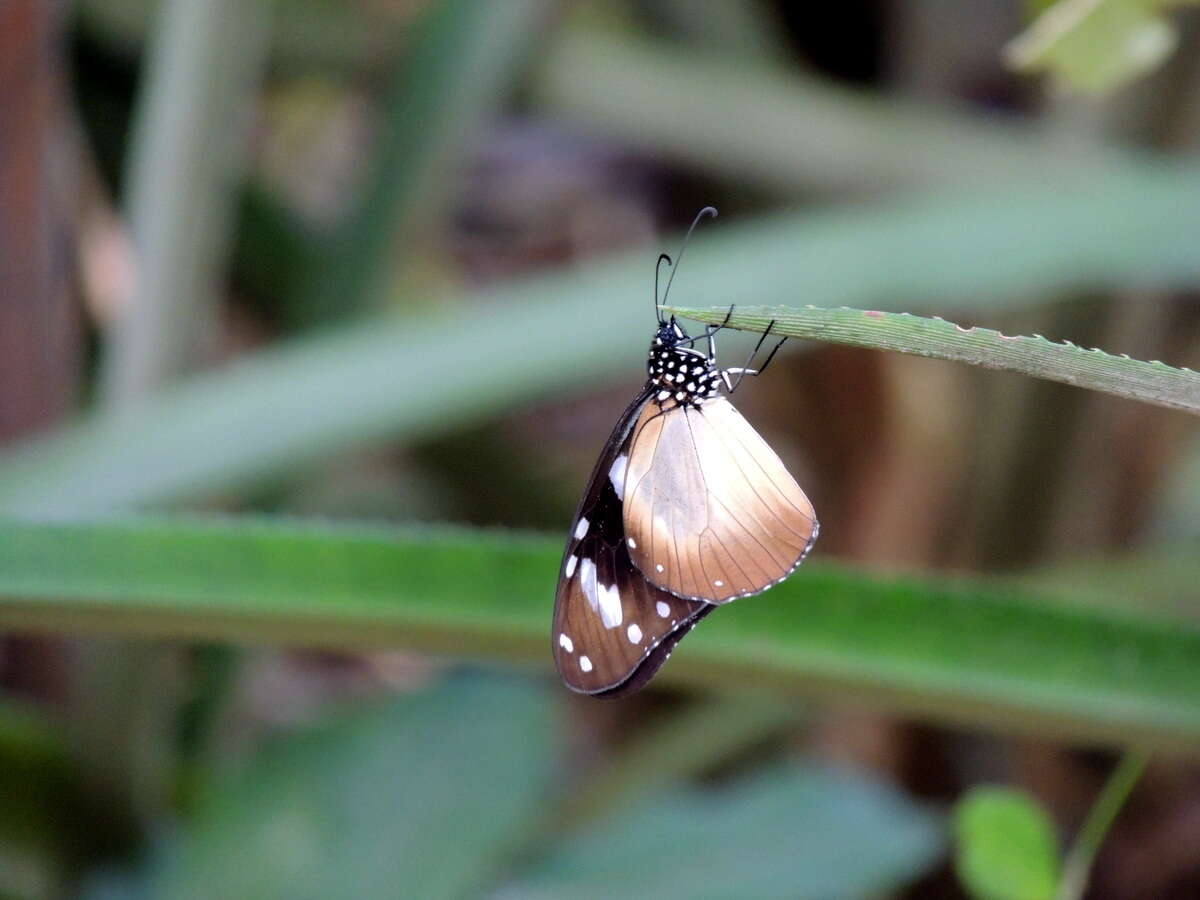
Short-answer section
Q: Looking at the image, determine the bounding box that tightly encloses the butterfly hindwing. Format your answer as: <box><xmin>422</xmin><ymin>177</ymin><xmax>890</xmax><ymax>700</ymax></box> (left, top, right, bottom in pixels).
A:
<box><xmin>553</xmin><ymin>390</ymin><xmax>711</xmax><ymax>696</ymax></box>
<box><xmin>623</xmin><ymin>397</ymin><xmax>818</xmax><ymax>603</ymax></box>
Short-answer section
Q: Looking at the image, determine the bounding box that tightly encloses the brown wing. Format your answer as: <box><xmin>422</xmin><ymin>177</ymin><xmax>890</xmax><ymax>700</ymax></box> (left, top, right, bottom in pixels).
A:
<box><xmin>553</xmin><ymin>542</ymin><xmax>712</xmax><ymax>696</ymax></box>
<box><xmin>553</xmin><ymin>390</ymin><xmax>712</xmax><ymax>696</ymax></box>
<box><xmin>623</xmin><ymin>397</ymin><xmax>817</xmax><ymax>603</ymax></box>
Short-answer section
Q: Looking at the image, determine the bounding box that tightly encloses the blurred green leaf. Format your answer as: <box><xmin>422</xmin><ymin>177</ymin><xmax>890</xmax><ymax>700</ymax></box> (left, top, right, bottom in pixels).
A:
<box><xmin>1</xmin><ymin>517</ymin><xmax>1198</xmax><ymax>749</ymax></box>
<box><xmin>536</xmin><ymin>29</ymin><xmax>1129</xmax><ymax>194</ymax></box>
<box><xmin>1021</xmin><ymin>548</ymin><xmax>1200</xmax><ymax>622</ymax></box>
<box><xmin>300</xmin><ymin>0</ymin><xmax>549</xmax><ymax>323</ymax></box>
<box><xmin>0</xmin><ymin>701</ymin><xmax>93</xmax><ymax>900</ymax></box>
<box><xmin>101</xmin><ymin>0</ymin><xmax>269</xmax><ymax>404</ymax></box>
<box><xmin>152</xmin><ymin>674</ymin><xmax>556</xmax><ymax>899</ymax></box>
<box><xmin>76</xmin><ymin>0</ymin><xmax>401</xmax><ymax>72</ymax></box>
<box><xmin>954</xmin><ymin>787</ymin><xmax>1060</xmax><ymax>900</ymax></box>
<box><xmin>667</xmin><ymin>305</ymin><xmax>1200</xmax><ymax>415</ymax></box>
<box><xmin>1006</xmin><ymin>0</ymin><xmax>1186</xmax><ymax>93</ymax></box>
<box><xmin>5</xmin><ymin>163</ymin><xmax>1200</xmax><ymax>514</ymax></box>
<box><xmin>503</xmin><ymin>765</ymin><xmax>943</xmax><ymax>899</ymax></box>
<box><xmin>561</xmin><ymin>694</ymin><xmax>799</xmax><ymax>824</ymax></box>
<box><xmin>649</xmin><ymin>0</ymin><xmax>791</xmax><ymax>62</ymax></box>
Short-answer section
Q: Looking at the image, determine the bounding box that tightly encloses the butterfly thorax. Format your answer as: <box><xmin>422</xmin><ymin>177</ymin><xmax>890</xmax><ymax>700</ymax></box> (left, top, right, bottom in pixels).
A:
<box><xmin>646</xmin><ymin>321</ymin><xmax>720</xmax><ymax>407</ymax></box>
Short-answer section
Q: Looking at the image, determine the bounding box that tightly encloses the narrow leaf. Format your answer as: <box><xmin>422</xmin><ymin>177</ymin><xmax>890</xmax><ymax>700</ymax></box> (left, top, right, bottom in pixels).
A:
<box><xmin>665</xmin><ymin>305</ymin><xmax>1200</xmax><ymax>415</ymax></box>
<box><xmin>4</xmin><ymin>163</ymin><xmax>1200</xmax><ymax>513</ymax></box>
<box><xmin>535</xmin><ymin>29</ymin><xmax>1129</xmax><ymax>193</ymax></box>
<box><xmin>0</xmin><ymin>517</ymin><xmax>1198</xmax><ymax>749</ymax></box>
<box><xmin>300</xmin><ymin>0</ymin><xmax>549</xmax><ymax>321</ymax></box>
<box><xmin>101</xmin><ymin>0</ymin><xmax>269</xmax><ymax>403</ymax></box>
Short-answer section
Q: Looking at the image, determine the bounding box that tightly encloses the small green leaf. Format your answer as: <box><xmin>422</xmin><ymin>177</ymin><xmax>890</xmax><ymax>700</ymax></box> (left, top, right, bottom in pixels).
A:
<box><xmin>954</xmin><ymin>787</ymin><xmax>1060</xmax><ymax>900</ymax></box>
<box><xmin>504</xmin><ymin>766</ymin><xmax>944</xmax><ymax>900</ymax></box>
<box><xmin>1006</xmin><ymin>0</ymin><xmax>1183</xmax><ymax>93</ymax></box>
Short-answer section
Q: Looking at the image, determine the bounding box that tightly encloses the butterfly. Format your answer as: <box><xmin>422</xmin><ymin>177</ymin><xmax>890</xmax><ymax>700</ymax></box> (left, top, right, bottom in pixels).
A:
<box><xmin>552</xmin><ymin>207</ymin><xmax>819</xmax><ymax>697</ymax></box>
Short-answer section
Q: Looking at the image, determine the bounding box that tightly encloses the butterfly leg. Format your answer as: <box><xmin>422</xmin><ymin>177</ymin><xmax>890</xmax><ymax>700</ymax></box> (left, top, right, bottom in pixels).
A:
<box><xmin>705</xmin><ymin>305</ymin><xmax>735</xmax><ymax>361</ymax></box>
<box><xmin>671</xmin><ymin>306</ymin><xmax>734</xmax><ymax>358</ymax></box>
<box><xmin>723</xmin><ymin>320</ymin><xmax>787</xmax><ymax>393</ymax></box>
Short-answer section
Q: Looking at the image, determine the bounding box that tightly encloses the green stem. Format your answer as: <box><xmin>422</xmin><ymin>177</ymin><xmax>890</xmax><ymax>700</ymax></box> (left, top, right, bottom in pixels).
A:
<box><xmin>100</xmin><ymin>0</ymin><xmax>268</xmax><ymax>404</ymax></box>
<box><xmin>1055</xmin><ymin>751</ymin><xmax>1149</xmax><ymax>900</ymax></box>
<box><xmin>300</xmin><ymin>0</ymin><xmax>548</xmax><ymax>322</ymax></box>
<box><xmin>665</xmin><ymin>304</ymin><xmax>1200</xmax><ymax>416</ymax></box>
<box><xmin>535</xmin><ymin>30</ymin><xmax>1128</xmax><ymax>193</ymax></box>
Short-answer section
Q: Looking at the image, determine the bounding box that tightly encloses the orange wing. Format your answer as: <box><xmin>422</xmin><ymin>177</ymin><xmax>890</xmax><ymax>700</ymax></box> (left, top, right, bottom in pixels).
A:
<box><xmin>622</xmin><ymin>397</ymin><xmax>817</xmax><ymax>603</ymax></box>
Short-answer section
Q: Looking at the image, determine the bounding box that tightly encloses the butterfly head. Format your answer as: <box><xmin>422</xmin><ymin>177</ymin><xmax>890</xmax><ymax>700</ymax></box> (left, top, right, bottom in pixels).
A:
<box><xmin>652</xmin><ymin>316</ymin><xmax>686</xmax><ymax>348</ymax></box>
<box><xmin>647</xmin><ymin>318</ymin><xmax>719</xmax><ymax>407</ymax></box>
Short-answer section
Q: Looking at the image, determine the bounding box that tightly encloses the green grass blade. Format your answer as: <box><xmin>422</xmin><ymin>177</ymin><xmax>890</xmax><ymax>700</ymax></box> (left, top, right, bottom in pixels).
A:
<box><xmin>4</xmin><ymin>162</ymin><xmax>1200</xmax><ymax>513</ymax></box>
<box><xmin>0</xmin><ymin>517</ymin><xmax>1198</xmax><ymax>750</ymax></box>
<box><xmin>300</xmin><ymin>0</ymin><xmax>549</xmax><ymax>322</ymax></box>
<box><xmin>535</xmin><ymin>30</ymin><xmax>1129</xmax><ymax>193</ymax></box>
<box><xmin>100</xmin><ymin>0</ymin><xmax>269</xmax><ymax>404</ymax></box>
<box><xmin>665</xmin><ymin>305</ymin><xmax>1200</xmax><ymax>415</ymax></box>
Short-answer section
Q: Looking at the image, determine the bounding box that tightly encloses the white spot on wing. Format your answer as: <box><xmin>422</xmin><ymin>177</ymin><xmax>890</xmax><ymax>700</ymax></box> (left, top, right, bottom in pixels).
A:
<box><xmin>580</xmin><ymin>558</ymin><xmax>598</xmax><ymax>610</ymax></box>
<box><xmin>655</xmin><ymin>563</ymin><xmax>664</xmax><ymax>573</ymax></box>
<box><xmin>559</xmin><ymin>633</ymin><xmax>573</xmax><ymax>653</ymax></box>
<box><xmin>579</xmin><ymin>655</ymin><xmax>593</xmax><ymax>672</ymax></box>
<box><xmin>656</xmin><ymin>600</ymin><xmax>670</xmax><ymax>618</ymax></box>
<box><xmin>608</xmin><ymin>454</ymin><xmax>628</xmax><ymax>500</ymax></box>
<box><xmin>627</xmin><ymin>623</ymin><xmax>643</xmax><ymax>644</ymax></box>
<box><xmin>574</xmin><ymin>517</ymin><xmax>589</xmax><ymax>540</ymax></box>
<box><xmin>714</xmin><ymin>580</ymin><xmax>724</xmax><ymax>587</ymax></box>
<box><xmin>564</xmin><ymin>554</ymin><xmax>577</xmax><ymax>578</ymax></box>
<box><xmin>598</xmin><ymin>582</ymin><xmax>622</xmax><ymax>628</ymax></box>
<box><xmin>627</xmin><ymin>536</ymin><xmax>636</xmax><ymax>549</ymax></box>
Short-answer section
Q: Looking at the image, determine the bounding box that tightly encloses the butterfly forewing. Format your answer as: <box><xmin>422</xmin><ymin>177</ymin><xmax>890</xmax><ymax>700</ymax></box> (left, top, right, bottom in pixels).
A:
<box><xmin>553</xmin><ymin>391</ymin><xmax>712</xmax><ymax>696</ymax></box>
<box><xmin>623</xmin><ymin>397</ymin><xmax>817</xmax><ymax>603</ymax></box>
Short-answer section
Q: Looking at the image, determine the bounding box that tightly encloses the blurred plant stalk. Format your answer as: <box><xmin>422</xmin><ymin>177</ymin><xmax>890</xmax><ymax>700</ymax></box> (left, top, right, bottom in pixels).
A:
<box><xmin>299</xmin><ymin>0</ymin><xmax>551</xmax><ymax>323</ymax></box>
<box><xmin>76</xmin><ymin>0</ymin><xmax>271</xmax><ymax>832</ymax></box>
<box><xmin>534</xmin><ymin>29</ymin><xmax>1129</xmax><ymax>195</ymax></box>
<box><xmin>98</xmin><ymin>0</ymin><xmax>269</xmax><ymax>406</ymax></box>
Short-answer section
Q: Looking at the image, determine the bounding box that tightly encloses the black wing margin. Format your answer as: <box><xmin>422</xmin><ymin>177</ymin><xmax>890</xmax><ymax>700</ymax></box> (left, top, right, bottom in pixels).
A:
<box><xmin>553</xmin><ymin>389</ymin><xmax>712</xmax><ymax>697</ymax></box>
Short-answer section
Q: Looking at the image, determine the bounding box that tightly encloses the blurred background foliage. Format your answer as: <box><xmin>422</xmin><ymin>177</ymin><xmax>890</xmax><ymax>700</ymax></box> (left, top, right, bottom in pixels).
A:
<box><xmin>2</xmin><ymin>0</ymin><xmax>1200</xmax><ymax>897</ymax></box>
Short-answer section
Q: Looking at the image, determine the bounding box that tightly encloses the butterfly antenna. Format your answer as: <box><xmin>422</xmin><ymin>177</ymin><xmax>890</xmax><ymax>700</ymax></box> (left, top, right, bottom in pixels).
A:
<box><xmin>654</xmin><ymin>253</ymin><xmax>673</xmax><ymax>324</ymax></box>
<box><xmin>661</xmin><ymin>206</ymin><xmax>716</xmax><ymax>310</ymax></box>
